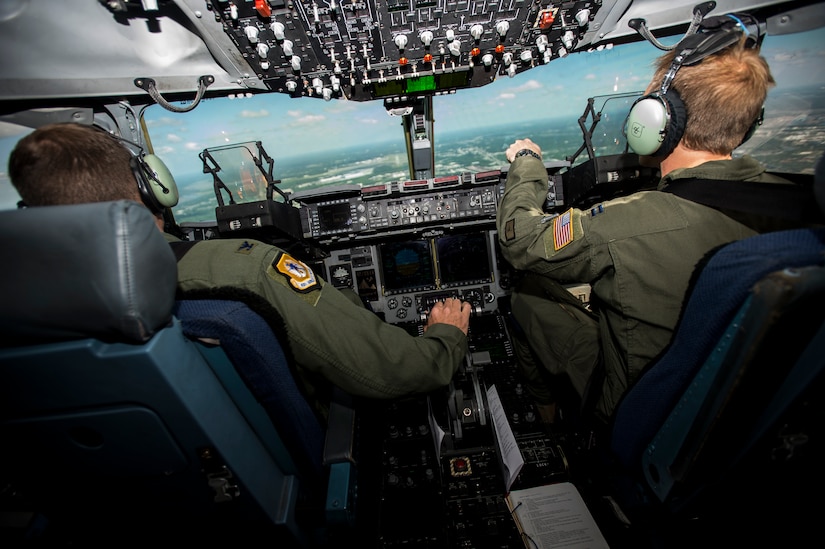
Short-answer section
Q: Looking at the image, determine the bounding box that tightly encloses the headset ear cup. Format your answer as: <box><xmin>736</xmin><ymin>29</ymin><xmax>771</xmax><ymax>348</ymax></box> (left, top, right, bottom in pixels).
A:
<box><xmin>656</xmin><ymin>90</ymin><xmax>686</xmax><ymax>158</ymax></box>
<box><xmin>132</xmin><ymin>154</ymin><xmax>179</xmax><ymax>214</ymax></box>
<box><xmin>624</xmin><ymin>90</ymin><xmax>686</xmax><ymax>157</ymax></box>
<box><xmin>738</xmin><ymin>106</ymin><xmax>764</xmax><ymax>148</ymax></box>
<box><xmin>625</xmin><ymin>95</ymin><xmax>669</xmax><ymax>156</ymax></box>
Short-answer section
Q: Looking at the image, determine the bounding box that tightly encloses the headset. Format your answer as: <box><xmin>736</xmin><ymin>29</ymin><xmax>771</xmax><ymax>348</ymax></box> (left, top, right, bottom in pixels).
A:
<box><xmin>96</xmin><ymin>125</ymin><xmax>179</xmax><ymax>214</ymax></box>
<box><xmin>624</xmin><ymin>13</ymin><xmax>766</xmax><ymax>157</ymax></box>
<box><xmin>130</xmin><ymin>151</ymin><xmax>179</xmax><ymax>215</ymax></box>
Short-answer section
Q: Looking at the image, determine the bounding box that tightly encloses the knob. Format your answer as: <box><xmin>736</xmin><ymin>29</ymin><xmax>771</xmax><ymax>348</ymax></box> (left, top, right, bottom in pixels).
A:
<box><xmin>536</xmin><ymin>35</ymin><xmax>548</xmax><ymax>53</ymax></box>
<box><xmin>520</xmin><ymin>49</ymin><xmax>533</xmax><ymax>63</ymax></box>
<box><xmin>244</xmin><ymin>26</ymin><xmax>259</xmax><ymax>44</ymax></box>
<box><xmin>502</xmin><ymin>52</ymin><xmax>514</xmax><ymax>65</ymax></box>
<box><xmin>271</xmin><ymin>21</ymin><xmax>285</xmax><ymax>40</ymax></box>
<box><xmin>448</xmin><ymin>40</ymin><xmax>461</xmax><ymax>56</ymax></box>
<box><xmin>285</xmin><ymin>80</ymin><xmax>298</xmax><ymax>92</ymax></box>
<box><xmin>482</xmin><ymin>53</ymin><xmax>494</xmax><ymax>66</ymax></box>
<box><xmin>256</xmin><ymin>43</ymin><xmax>269</xmax><ymax>58</ymax></box>
<box><xmin>312</xmin><ymin>77</ymin><xmax>323</xmax><ymax>94</ymax></box>
<box><xmin>576</xmin><ymin>9</ymin><xmax>591</xmax><ymax>27</ymax></box>
<box><xmin>419</xmin><ymin>30</ymin><xmax>434</xmax><ymax>46</ymax></box>
<box><xmin>563</xmin><ymin>30</ymin><xmax>575</xmax><ymax>50</ymax></box>
<box><xmin>446</xmin><ymin>29</ymin><xmax>455</xmax><ymax>41</ymax></box>
<box><xmin>291</xmin><ymin>55</ymin><xmax>302</xmax><ymax>71</ymax></box>
<box><xmin>394</xmin><ymin>34</ymin><xmax>408</xmax><ymax>50</ymax></box>
<box><xmin>495</xmin><ymin>21</ymin><xmax>510</xmax><ymax>37</ymax></box>
<box><xmin>469</xmin><ymin>24</ymin><xmax>484</xmax><ymax>41</ymax></box>
<box><xmin>282</xmin><ymin>39</ymin><xmax>294</xmax><ymax>56</ymax></box>
<box><xmin>322</xmin><ymin>88</ymin><xmax>333</xmax><ymax>101</ymax></box>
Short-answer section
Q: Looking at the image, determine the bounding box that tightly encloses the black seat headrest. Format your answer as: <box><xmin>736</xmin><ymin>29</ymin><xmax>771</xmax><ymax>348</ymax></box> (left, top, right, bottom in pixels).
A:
<box><xmin>0</xmin><ymin>200</ymin><xmax>177</xmax><ymax>346</ymax></box>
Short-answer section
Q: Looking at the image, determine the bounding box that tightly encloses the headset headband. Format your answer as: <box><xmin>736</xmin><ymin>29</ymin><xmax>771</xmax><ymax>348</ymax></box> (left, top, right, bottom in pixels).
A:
<box><xmin>659</xmin><ymin>13</ymin><xmax>764</xmax><ymax>96</ymax></box>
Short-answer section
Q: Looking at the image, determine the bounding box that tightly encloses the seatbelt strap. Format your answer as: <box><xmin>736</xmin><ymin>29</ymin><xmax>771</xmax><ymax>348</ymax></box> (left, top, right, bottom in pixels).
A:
<box><xmin>663</xmin><ymin>178</ymin><xmax>825</xmax><ymax>224</ymax></box>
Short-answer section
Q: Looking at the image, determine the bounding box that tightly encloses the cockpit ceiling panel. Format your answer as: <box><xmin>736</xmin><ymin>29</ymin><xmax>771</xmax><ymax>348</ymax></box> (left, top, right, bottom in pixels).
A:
<box><xmin>0</xmin><ymin>0</ymin><xmax>819</xmax><ymax>103</ymax></box>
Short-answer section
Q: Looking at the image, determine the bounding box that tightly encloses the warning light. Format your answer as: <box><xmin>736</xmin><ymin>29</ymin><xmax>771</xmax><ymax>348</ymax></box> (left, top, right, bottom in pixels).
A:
<box><xmin>399</xmin><ymin>57</ymin><xmax>408</xmax><ymax>66</ymax></box>
<box><xmin>423</xmin><ymin>53</ymin><xmax>433</xmax><ymax>63</ymax></box>
<box><xmin>538</xmin><ymin>10</ymin><xmax>555</xmax><ymax>30</ymax></box>
<box><xmin>495</xmin><ymin>44</ymin><xmax>505</xmax><ymax>54</ymax></box>
<box><xmin>471</xmin><ymin>47</ymin><xmax>481</xmax><ymax>57</ymax></box>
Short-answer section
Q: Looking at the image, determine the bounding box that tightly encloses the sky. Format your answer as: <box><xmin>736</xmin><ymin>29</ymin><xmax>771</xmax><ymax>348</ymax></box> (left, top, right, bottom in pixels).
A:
<box><xmin>1</xmin><ymin>24</ymin><xmax>823</xmax><ymax>210</ymax></box>
<box><xmin>141</xmin><ymin>25</ymin><xmax>825</xmax><ymax>176</ymax></box>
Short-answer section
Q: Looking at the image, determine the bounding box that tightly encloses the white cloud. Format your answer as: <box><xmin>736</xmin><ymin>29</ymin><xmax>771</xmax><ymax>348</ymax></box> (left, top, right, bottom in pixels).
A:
<box><xmin>498</xmin><ymin>92</ymin><xmax>516</xmax><ymax>100</ymax></box>
<box><xmin>296</xmin><ymin>114</ymin><xmax>326</xmax><ymax>125</ymax></box>
<box><xmin>166</xmin><ymin>133</ymin><xmax>182</xmax><ymax>143</ymax></box>
<box><xmin>513</xmin><ymin>80</ymin><xmax>542</xmax><ymax>92</ymax></box>
<box><xmin>239</xmin><ymin>109</ymin><xmax>270</xmax><ymax>118</ymax></box>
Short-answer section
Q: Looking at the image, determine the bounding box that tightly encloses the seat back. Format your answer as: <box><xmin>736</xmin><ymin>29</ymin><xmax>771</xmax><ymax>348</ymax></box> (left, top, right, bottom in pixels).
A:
<box><xmin>0</xmin><ymin>201</ymin><xmax>318</xmax><ymax>545</ymax></box>
<box><xmin>607</xmin><ymin>227</ymin><xmax>825</xmax><ymax>536</ymax></box>
<box><xmin>172</xmin><ymin>298</ymin><xmax>325</xmax><ymax>481</ymax></box>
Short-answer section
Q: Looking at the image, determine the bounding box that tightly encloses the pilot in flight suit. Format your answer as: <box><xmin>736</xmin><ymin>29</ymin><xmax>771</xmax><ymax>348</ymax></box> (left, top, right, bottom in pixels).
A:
<box><xmin>495</xmin><ymin>154</ymin><xmax>788</xmax><ymax>423</ymax></box>
<box><xmin>165</xmin><ymin>232</ymin><xmax>469</xmax><ymax>418</ymax></box>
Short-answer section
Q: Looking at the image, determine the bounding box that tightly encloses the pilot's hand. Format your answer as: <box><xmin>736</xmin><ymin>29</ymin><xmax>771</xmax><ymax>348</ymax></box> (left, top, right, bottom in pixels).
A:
<box><xmin>506</xmin><ymin>138</ymin><xmax>543</xmax><ymax>163</ymax></box>
<box><xmin>425</xmin><ymin>297</ymin><xmax>471</xmax><ymax>335</ymax></box>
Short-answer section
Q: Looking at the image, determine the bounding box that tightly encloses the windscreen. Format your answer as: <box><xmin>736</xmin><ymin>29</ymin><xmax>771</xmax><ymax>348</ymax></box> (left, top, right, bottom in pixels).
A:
<box><xmin>1</xmin><ymin>27</ymin><xmax>822</xmax><ymax>219</ymax></box>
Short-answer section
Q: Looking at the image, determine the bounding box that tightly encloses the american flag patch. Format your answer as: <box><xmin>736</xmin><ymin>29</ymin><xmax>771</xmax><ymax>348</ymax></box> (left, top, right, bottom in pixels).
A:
<box><xmin>553</xmin><ymin>209</ymin><xmax>573</xmax><ymax>251</ymax></box>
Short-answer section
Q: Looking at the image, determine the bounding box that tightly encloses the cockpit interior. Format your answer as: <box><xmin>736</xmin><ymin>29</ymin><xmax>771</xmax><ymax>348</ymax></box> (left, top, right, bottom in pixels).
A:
<box><xmin>1</xmin><ymin>0</ymin><xmax>824</xmax><ymax>547</ymax></box>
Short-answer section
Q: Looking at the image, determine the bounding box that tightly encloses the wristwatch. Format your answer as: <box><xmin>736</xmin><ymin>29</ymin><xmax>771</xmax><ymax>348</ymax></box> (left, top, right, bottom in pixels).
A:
<box><xmin>514</xmin><ymin>148</ymin><xmax>542</xmax><ymax>161</ymax></box>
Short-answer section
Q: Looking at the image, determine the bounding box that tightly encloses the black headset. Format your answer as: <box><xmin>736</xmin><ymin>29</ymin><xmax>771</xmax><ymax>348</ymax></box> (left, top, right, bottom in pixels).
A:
<box><xmin>624</xmin><ymin>13</ymin><xmax>766</xmax><ymax>157</ymax></box>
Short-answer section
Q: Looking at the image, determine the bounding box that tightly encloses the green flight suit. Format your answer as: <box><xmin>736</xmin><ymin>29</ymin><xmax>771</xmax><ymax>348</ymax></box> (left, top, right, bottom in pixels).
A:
<box><xmin>496</xmin><ymin>155</ymin><xmax>786</xmax><ymax>422</ymax></box>
<box><xmin>163</xmin><ymin>234</ymin><xmax>468</xmax><ymax>416</ymax></box>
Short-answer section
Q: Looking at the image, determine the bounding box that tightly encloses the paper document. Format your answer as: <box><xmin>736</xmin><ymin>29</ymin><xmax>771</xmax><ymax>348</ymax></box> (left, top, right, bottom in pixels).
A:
<box><xmin>506</xmin><ymin>482</ymin><xmax>609</xmax><ymax>548</ymax></box>
<box><xmin>486</xmin><ymin>384</ymin><xmax>524</xmax><ymax>492</ymax></box>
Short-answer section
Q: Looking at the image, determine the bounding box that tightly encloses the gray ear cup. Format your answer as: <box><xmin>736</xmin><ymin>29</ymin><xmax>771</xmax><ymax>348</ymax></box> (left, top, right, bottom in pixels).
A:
<box><xmin>624</xmin><ymin>89</ymin><xmax>686</xmax><ymax>157</ymax></box>
<box><xmin>132</xmin><ymin>153</ymin><xmax>179</xmax><ymax>214</ymax></box>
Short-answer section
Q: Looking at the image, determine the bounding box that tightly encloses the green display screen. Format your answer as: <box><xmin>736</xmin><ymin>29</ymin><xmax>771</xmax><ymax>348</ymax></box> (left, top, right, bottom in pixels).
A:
<box><xmin>371</xmin><ymin>69</ymin><xmax>471</xmax><ymax>98</ymax></box>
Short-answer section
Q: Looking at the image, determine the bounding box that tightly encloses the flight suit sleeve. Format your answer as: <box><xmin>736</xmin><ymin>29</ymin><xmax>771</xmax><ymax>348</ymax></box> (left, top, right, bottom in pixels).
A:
<box><xmin>496</xmin><ymin>156</ymin><xmax>591</xmax><ymax>282</ymax></box>
<box><xmin>175</xmin><ymin>238</ymin><xmax>468</xmax><ymax>400</ymax></box>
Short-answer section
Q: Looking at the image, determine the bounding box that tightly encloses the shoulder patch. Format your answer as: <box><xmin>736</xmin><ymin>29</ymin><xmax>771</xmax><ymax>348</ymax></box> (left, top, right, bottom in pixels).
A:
<box><xmin>269</xmin><ymin>251</ymin><xmax>320</xmax><ymax>293</ymax></box>
<box><xmin>553</xmin><ymin>208</ymin><xmax>574</xmax><ymax>251</ymax></box>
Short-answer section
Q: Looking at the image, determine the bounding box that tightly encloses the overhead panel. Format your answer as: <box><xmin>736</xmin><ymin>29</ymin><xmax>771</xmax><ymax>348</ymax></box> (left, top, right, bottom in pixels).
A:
<box><xmin>206</xmin><ymin>0</ymin><xmax>602</xmax><ymax>101</ymax></box>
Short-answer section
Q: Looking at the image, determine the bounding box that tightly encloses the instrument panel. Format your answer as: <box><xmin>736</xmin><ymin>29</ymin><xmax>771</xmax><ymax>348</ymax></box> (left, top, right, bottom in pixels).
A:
<box><xmin>294</xmin><ymin>164</ymin><xmax>565</xmax><ymax>322</ymax></box>
<box><xmin>320</xmin><ymin>229</ymin><xmax>507</xmax><ymax>323</ymax></box>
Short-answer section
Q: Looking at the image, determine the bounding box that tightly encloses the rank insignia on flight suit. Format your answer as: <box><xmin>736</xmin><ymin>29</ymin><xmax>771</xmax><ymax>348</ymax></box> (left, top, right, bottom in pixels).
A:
<box><xmin>269</xmin><ymin>251</ymin><xmax>319</xmax><ymax>293</ymax></box>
